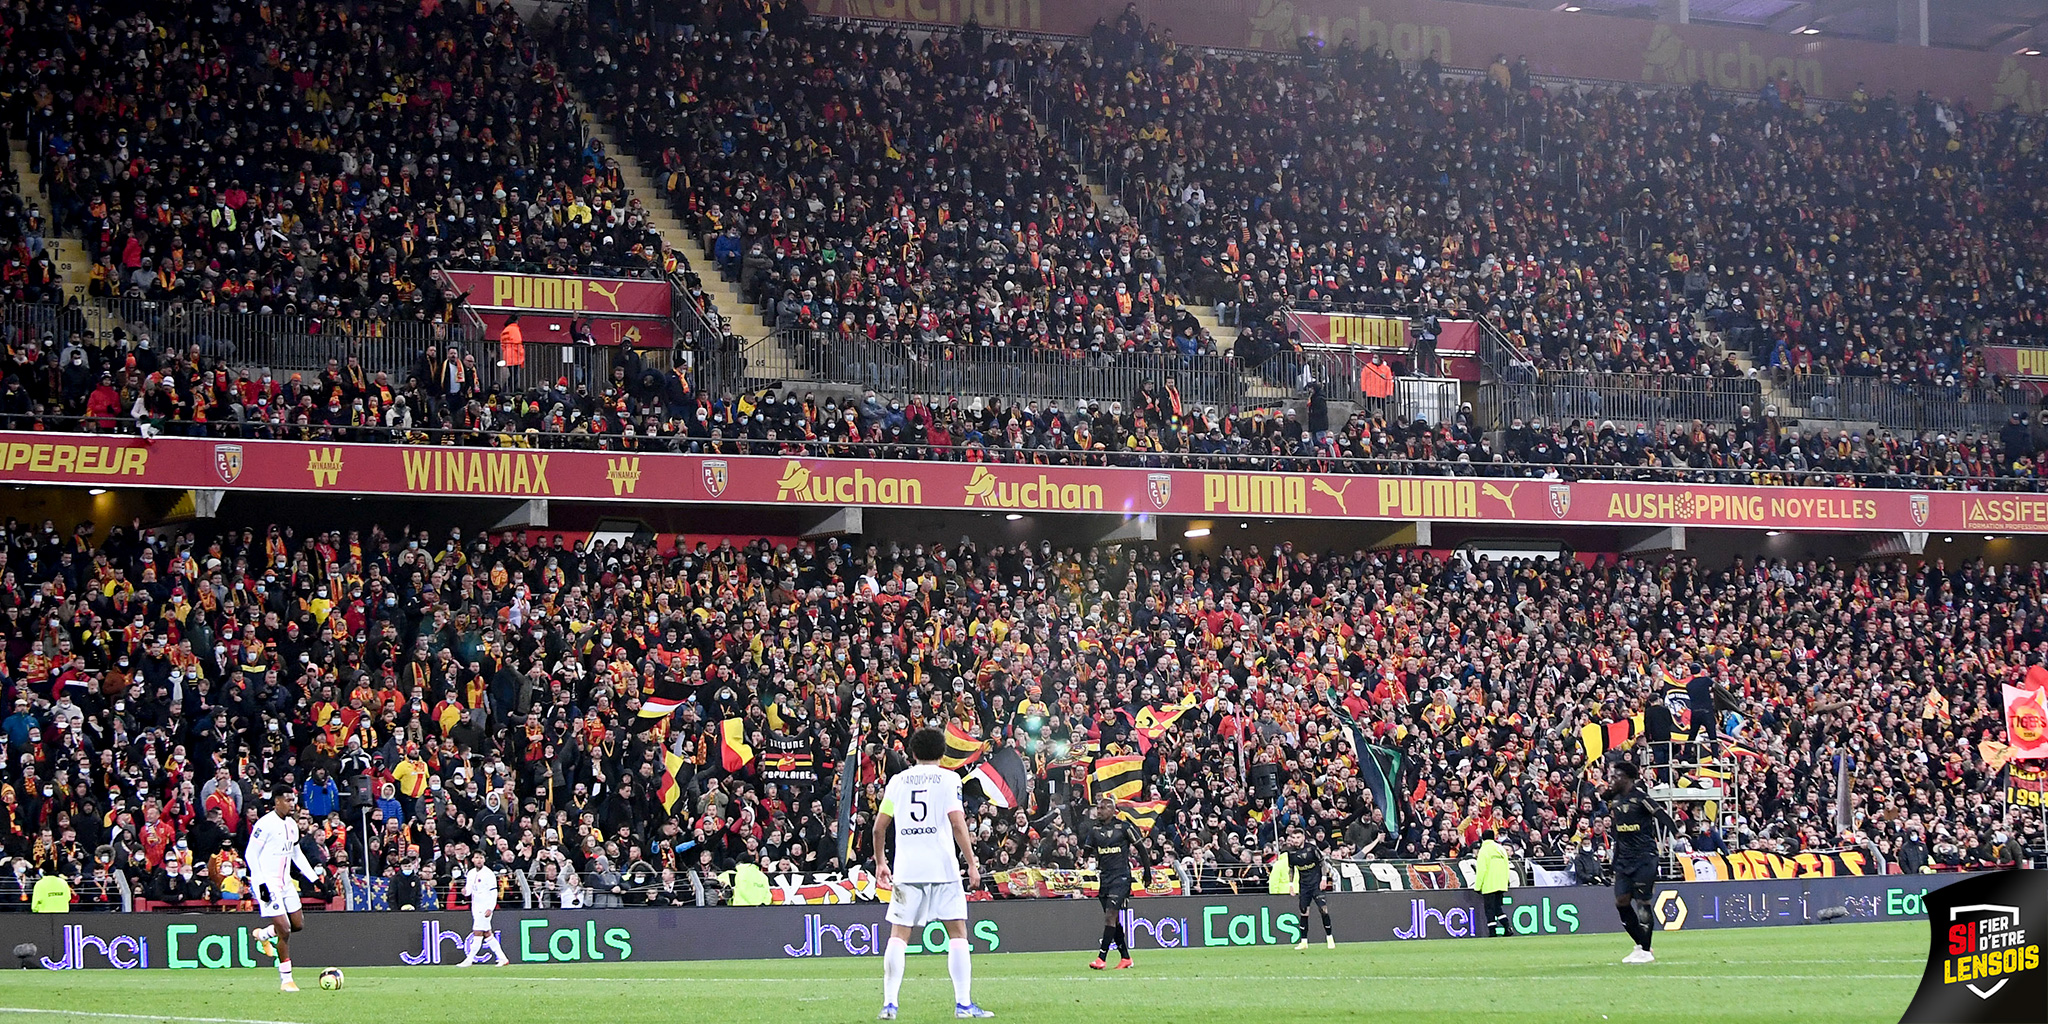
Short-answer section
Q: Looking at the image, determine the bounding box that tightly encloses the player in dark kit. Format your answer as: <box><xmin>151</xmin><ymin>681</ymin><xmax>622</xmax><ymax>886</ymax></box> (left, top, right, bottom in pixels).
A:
<box><xmin>1286</xmin><ymin>827</ymin><xmax>1335</xmax><ymax>950</ymax></box>
<box><xmin>1606</xmin><ymin>759</ymin><xmax>1675</xmax><ymax>964</ymax></box>
<box><xmin>1077</xmin><ymin>794</ymin><xmax>1148</xmax><ymax>969</ymax></box>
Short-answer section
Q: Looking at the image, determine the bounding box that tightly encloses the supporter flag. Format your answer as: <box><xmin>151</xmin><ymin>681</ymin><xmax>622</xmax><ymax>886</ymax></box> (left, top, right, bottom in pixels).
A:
<box><xmin>2003</xmin><ymin>679</ymin><xmax>2048</xmax><ymax>761</ymax></box>
<box><xmin>634</xmin><ymin>674</ymin><xmax>691</xmax><ymax>729</ymax></box>
<box><xmin>1357</xmin><ymin>742</ymin><xmax>1404</xmax><ymax>833</ymax></box>
<box><xmin>941</xmin><ymin>722</ymin><xmax>988</xmax><ymax>770</ymax></box>
<box><xmin>966</xmin><ymin>747</ymin><xmax>1028</xmax><ymax>808</ymax></box>
<box><xmin>720</xmin><ymin>718</ymin><xmax>755</xmax><ymax>771</ymax></box>
<box><xmin>1118</xmin><ymin>798</ymin><xmax>1167</xmax><ymax>833</ymax></box>
<box><xmin>1123</xmin><ymin>694</ymin><xmax>1199</xmax><ymax>754</ymax></box>
<box><xmin>1579</xmin><ymin>713</ymin><xmax>1646</xmax><ymax>764</ymax></box>
<box><xmin>1330</xmin><ymin>704</ymin><xmax>1403</xmax><ymax>833</ymax></box>
<box><xmin>658</xmin><ymin>752</ymin><xmax>686</xmax><ymax>813</ymax></box>
<box><xmin>1089</xmin><ymin>755</ymin><xmax>1145</xmax><ymax>802</ymax></box>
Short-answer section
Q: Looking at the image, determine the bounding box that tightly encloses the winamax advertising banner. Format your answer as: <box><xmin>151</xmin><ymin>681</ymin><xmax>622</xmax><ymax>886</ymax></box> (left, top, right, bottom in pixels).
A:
<box><xmin>6</xmin><ymin>873</ymin><xmax>1975</xmax><ymax>969</ymax></box>
<box><xmin>807</xmin><ymin>0</ymin><xmax>2048</xmax><ymax>112</ymax></box>
<box><xmin>4</xmin><ymin>432</ymin><xmax>2043</xmax><ymax>534</ymax></box>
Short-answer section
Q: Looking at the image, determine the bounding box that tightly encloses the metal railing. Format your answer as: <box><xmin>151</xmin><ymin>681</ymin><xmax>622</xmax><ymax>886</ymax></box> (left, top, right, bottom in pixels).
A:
<box><xmin>773</xmin><ymin>330</ymin><xmax>1252</xmax><ymax>409</ymax></box>
<box><xmin>1772</xmin><ymin>374</ymin><xmax>2037</xmax><ymax>435</ymax></box>
<box><xmin>1477</xmin><ymin>371</ymin><xmax>1766</xmax><ymax>430</ymax></box>
<box><xmin>1</xmin><ymin>298</ymin><xmax>482</xmax><ymax>382</ymax></box>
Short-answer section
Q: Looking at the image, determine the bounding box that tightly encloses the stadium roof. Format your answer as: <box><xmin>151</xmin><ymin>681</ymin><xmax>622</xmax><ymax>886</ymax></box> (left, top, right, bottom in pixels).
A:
<box><xmin>1451</xmin><ymin>0</ymin><xmax>2048</xmax><ymax>53</ymax></box>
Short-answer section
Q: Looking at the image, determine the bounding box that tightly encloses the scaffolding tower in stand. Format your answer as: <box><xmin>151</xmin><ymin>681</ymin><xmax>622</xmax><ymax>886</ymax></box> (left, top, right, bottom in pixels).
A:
<box><xmin>1642</xmin><ymin>739</ymin><xmax>1741</xmax><ymax>875</ymax></box>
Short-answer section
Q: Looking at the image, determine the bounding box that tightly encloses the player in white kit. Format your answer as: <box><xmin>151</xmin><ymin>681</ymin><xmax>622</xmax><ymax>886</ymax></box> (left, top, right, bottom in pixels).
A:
<box><xmin>872</xmin><ymin>727</ymin><xmax>992</xmax><ymax>1020</ymax></box>
<box><xmin>460</xmin><ymin>849</ymin><xmax>510</xmax><ymax>966</ymax></box>
<box><xmin>246</xmin><ymin>789</ymin><xmax>321</xmax><ymax>992</ymax></box>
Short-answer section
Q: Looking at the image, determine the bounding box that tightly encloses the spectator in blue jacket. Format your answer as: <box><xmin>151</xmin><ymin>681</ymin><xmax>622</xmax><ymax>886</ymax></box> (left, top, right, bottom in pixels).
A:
<box><xmin>301</xmin><ymin>768</ymin><xmax>339</xmax><ymax>820</ymax></box>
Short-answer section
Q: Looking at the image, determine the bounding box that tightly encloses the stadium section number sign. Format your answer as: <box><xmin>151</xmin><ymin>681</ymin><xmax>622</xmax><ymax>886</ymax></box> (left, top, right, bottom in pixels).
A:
<box><xmin>4</xmin><ymin>874</ymin><xmax>1977</xmax><ymax>969</ymax></box>
<box><xmin>0</xmin><ymin>433</ymin><xmax>2038</xmax><ymax>534</ymax></box>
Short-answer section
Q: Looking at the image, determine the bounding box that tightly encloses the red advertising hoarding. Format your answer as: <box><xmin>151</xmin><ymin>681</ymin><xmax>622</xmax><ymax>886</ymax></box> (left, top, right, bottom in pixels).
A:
<box><xmin>1982</xmin><ymin>345</ymin><xmax>2048</xmax><ymax>380</ymax></box>
<box><xmin>442</xmin><ymin>271</ymin><xmax>672</xmax><ymax>318</ymax></box>
<box><xmin>812</xmin><ymin>0</ymin><xmax>2047</xmax><ymax>112</ymax></box>
<box><xmin>5</xmin><ymin>432</ymin><xmax>2042</xmax><ymax>534</ymax></box>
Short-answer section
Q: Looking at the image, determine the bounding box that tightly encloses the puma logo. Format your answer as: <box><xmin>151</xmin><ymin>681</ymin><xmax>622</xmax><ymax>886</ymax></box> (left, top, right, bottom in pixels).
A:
<box><xmin>1311</xmin><ymin>478</ymin><xmax>1352</xmax><ymax>515</ymax></box>
<box><xmin>1481</xmin><ymin>482</ymin><xmax>1521</xmax><ymax>517</ymax></box>
<box><xmin>585</xmin><ymin>280</ymin><xmax>624</xmax><ymax>311</ymax></box>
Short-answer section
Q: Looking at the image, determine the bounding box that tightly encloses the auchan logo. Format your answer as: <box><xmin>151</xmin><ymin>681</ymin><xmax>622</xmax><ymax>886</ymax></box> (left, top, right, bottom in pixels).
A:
<box><xmin>774</xmin><ymin>461</ymin><xmax>923</xmax><ymax>505</ymax></box>
<box><xmin>963</xmin><ymin>466</ymin><xmax>1104</xmax><ymax>511</ymax></box>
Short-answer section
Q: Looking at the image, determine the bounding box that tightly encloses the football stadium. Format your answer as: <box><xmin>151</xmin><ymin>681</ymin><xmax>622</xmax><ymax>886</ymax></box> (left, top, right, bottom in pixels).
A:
<box><xmin>1</xmin><ymin>0</ymin><xmax>2047</xmax><ymax>1020</ymax></box>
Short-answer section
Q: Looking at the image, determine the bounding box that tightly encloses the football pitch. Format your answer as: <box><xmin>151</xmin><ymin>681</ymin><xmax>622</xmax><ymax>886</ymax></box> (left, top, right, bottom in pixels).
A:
<box><xmin>0</xmin><ymin>922</ymin><xmax>1925</xmax><ymax>1024</ymax></box>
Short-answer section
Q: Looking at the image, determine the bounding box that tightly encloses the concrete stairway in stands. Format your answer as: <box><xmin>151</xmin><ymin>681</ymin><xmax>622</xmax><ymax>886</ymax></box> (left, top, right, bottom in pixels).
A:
<box><xmin>10</xmin><ymin>139</ymin><xmax>126</xmax><ymax>338</ymax></box>
<box><xmin>569</xmin><ymin>96</ymin><xmax>803</xmax><ymax>386</ymax></box>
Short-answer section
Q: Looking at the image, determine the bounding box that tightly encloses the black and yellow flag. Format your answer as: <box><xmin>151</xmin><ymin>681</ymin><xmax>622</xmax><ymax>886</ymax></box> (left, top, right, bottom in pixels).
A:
<box><xmin>1580</xmin><ymin>713</ymin><xmax>1646</xmax><ymax>764</ymax></box>
<box><xmin>941</xmin><ymin>722</ymin><xmax>987</xmax><ymax>770</ymax></box>
<box><xmin>1089</xmin><ymin>755</ymin><xmax>1144</xmax><ymax>802</ymax></box>
<box><xmin>1118</xmin><ymin>798</ymin><xmax>1167</xmax><ymax>833</ymax></box>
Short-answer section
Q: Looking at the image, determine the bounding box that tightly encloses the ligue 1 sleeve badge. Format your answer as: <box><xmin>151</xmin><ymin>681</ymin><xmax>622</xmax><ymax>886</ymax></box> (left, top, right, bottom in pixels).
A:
<box><xmin>1900</xmin><ymin>870</ymin><xmax>2047</xmax><ymax>1023</ymax></box>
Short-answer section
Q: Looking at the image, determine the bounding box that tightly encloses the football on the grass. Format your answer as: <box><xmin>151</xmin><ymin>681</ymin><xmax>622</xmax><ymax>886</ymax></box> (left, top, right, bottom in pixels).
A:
<box><xmin>319</xmin><ymin>967</ymin><xmax>344</xmax><ymax>990</ymax></box>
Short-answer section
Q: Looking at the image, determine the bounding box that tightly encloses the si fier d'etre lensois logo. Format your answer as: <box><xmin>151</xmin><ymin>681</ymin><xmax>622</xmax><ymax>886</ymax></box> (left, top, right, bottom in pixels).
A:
<box><xmin>1900</xmin><ymin>870</ymin><xmax>2047</xmax><ymax>1023</ymax></box>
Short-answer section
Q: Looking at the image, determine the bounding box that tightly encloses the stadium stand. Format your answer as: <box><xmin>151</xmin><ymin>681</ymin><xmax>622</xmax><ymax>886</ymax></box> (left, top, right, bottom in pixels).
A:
<box><xmin>0</xmin><ymin>517</ymin><xmax>2033</xmax><ymax>910</ymax></box>
<box><xmin>5</xmin><ymin>0</ymin><xmax>673</xmax><ymax>321</ymax></box>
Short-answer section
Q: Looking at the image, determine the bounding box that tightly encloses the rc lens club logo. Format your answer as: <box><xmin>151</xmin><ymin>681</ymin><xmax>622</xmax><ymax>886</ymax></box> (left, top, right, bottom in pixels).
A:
<box><xmin>1903</xmin><ymin>870</ymin><xmax>2048</xmax><ymax>1023</ymax></box>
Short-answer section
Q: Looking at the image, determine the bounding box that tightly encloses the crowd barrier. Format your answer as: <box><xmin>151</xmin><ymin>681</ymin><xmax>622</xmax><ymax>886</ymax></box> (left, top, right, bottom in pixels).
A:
<box><xmin>8</xmin><ymin>874</ymin><xmax>1967</xmax><ymax>969</ymax></box>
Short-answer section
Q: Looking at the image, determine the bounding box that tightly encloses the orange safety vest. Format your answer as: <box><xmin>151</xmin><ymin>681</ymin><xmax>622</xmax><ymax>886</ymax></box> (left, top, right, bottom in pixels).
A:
<box><xmin>499</xmin><ymin>321</ymin><xmax>525</xmax><ymax>367</ymax></box>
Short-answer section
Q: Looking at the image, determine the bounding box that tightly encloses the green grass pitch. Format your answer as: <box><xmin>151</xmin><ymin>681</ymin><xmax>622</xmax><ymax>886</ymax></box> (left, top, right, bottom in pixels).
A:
<box><xmin>0</xmin><ymin>922</ymin><xmax>1926</xmax><ymax>1023</ymax></box>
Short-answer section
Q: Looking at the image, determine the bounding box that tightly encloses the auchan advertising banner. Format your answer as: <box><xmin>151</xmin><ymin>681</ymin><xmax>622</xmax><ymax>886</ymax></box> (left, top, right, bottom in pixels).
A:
<box><xmin>809</xmin><ymin>0</ymin><xmax>2048</xmax><ymax>112</ymax></box>
<box><xmin>6</xmin><ymin>433</ymin><xmax>2046</xmax><ymax>533</ymax></box>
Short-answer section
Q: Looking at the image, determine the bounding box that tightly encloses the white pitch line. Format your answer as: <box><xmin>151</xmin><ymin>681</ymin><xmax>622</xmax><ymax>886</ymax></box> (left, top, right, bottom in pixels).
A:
<box><xmin>468</xmin><ymin>972</ymin><xmax>1915</xmax><ymax>983</ymax></box>
<box><xmin>0</xmin><ymin>1009</ymin><xmax>305</xmax><ymax>1024</ymax></box>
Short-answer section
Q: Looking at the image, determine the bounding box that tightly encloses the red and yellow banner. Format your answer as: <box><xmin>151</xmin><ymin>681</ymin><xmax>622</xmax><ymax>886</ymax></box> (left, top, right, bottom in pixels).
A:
<box><xmin>1981</xmin><ymin>345</ymin><xmax>2048</xmax><ymax>380</ymax></box>
<box><xmin>1283</xmin><ymin>310</ymin><xmax>1410</xmax><ymax>351</ymax></box>
<box><xmin>474</xmin><ymin>311</ymin><xmax>675</xmax><ymax>350</ymax></box>
<box><xmin>810</xmin><ymin>0</ymin><xmax>2047</xmax><ymax>112</ymax></box>
<box><xmin>989</xmin><ymin>866</ymin><xmax>1183</xmax><ymax>899</ymax></box>
<box><xmin>8</xmin><ymin>432</ymin><xmax>2048</xmax><ymax>533</ymax></box>
<box><xmin>1678</xmin><ymin>849</ymin><xmax>1875</xmax><ymax>882</ymax></box>
<box><xmin>443</xmin><ymin>271</ymin><xmax>671</xmax><ymax>318</ymax></box>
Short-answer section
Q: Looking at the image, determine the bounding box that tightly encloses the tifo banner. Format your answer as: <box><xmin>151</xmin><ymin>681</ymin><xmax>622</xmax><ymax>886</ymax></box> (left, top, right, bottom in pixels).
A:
<box><xmin>1677</xmin><ymin>849</ymin><xmax>1877</xmax><ymax>882</ymax></box>
<box><xmin>3</xmin><ymin>874</ymin><xmax>1978</xmax><ymax>968</ymax></box>
<box><xmin>1981</xmin><ymin>345</ymin><xmax>2048</xmax><ymax>380</ymax></box>
<box><xmin>7</xmin><ymin>433</ymin><xmax>2048</xmax><ymax>533</ymax></box>
<box><xmin>989</xmin><ymin>866</ymin><xmax>1185</xmax><ymax>899</ymax></box>
<box><xmin>1900</xmin><ymin>871</ymin><xmax>2047</xmax><ymax>1024</ymax></box>
<box><xmin>1330</xmin><ymin>857</ymin><xmax>1501</xmax><ymax>891</ymax></box>
<box><xmin>761</xmin><ymin>734</ymin><xmax>821</xmax><ymax>784</ymax></box>
<box><xmin>766</xmin><ymin>871</ymin><xmax>883</xmax><ymax>905</ymax></box>
<box><xmin>2009</xmin><ymin>764</ymin><xmax>2048</xmax><ymax>809</ymax></box>
<box><xmin>443</xmin><ymin>271</ymin><xmax>671</xmax><ymax>318</ymax></box>
<box><xmin>809</xmin><ymin>0</ymin><xmax>2048</xmax><ymax>111</ymax></box>
<box><xmin>1282</xmin><ymin>310</ymin><xmax>1409</xmax><ymax>351</ymax></box>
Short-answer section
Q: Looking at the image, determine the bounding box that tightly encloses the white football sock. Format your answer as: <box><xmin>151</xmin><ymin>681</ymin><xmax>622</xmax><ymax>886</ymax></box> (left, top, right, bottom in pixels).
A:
<box><xmin>462</xmin><ymin>935</ymin><xmax>481</xmax><ymax>964</ymax></box>
<box><xmin>486</xmin><ymin>934</ymin><xmax>507</xmax><ymax>962</ymax></box>
<box><xmin>253</xmin><ymin>925</ymin><xmax>275</xmax><ymax>941</ymax></box>
<box><xmin>882</xmin><ymin>936</ymin><xmax>906</xmax><ymax>1005</ymax></box>
<box><xmin>278</xmin><ymin>958</ymin><xmax>293</xmax><ymax>981</ymax></box>
<box><xmin>947</xmin><ymin>937</ymin><xmax>973</xmax><ymax>1006</ymax></box>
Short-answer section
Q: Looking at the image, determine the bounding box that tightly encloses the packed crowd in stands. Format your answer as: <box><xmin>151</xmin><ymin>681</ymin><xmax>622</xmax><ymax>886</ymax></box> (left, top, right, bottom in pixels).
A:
<box><xmin>1035</xmin><ymin>11</ymin><xmax>2048</xmax><ymax>385</ymax></box>
<box><xmin>567</xmin><ymin>2</ymin><xmax>1225</xmax><ymax>360</ymax></box>
<box><xmin>0</xmin><ymin>515</ymin><xmax>2035</xmax><ymax>910</ymax></box>
<box><xmin>4</xmin><ymin>0</ymin><xmax>683</xmax><ymax>322</ymax></box>
<box><xmin>542</xmin><ymin>1</ymin><xmax>2048</xmax><ymax>388</ymax></box>
<box><xmin>5</xmin><ymin>315</ymin><xmax>2048</xmax><ymax>490</ymax></box>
